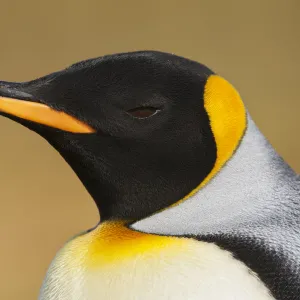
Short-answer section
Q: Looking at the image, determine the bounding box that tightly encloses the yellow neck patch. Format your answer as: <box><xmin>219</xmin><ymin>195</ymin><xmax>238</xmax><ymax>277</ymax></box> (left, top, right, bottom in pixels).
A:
<box><xmin>171</xmin><ymin>75</ymin><xmax>247</xmax><ymax>206</ymax></box>
<box><xmin>65</xmin><ymin>221</ymin><xmax>185</xmax><ymax>268</ymax></box>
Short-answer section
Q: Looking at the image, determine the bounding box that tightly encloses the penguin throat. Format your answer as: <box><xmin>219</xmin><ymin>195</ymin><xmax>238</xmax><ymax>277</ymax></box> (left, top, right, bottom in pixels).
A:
<box><xmin>130</xmin><ymin>115</ymin><xmax>299</xmax><ymax>235</ymax></box>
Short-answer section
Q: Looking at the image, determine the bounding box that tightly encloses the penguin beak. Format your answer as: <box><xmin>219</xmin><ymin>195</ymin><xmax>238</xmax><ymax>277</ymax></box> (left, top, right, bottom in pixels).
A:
<box><xmin>0</xmin><ymin>86</ymin><xmax>95</xmax><ymax>133</ymax></box>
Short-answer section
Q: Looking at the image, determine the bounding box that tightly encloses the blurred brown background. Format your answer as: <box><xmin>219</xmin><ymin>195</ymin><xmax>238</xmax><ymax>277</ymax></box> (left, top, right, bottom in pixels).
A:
<box><xmin>0</xmin><ymin>0</ymin><xmax>299</xmax><ymax>299</ymax></box>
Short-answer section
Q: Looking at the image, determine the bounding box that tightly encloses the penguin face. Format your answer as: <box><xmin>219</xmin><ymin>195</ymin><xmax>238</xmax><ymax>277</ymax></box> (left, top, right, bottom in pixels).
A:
<box><xmin>0</xmin><ymin>51</ymin><xmax>244</xmax><ymax>221</ymax></box>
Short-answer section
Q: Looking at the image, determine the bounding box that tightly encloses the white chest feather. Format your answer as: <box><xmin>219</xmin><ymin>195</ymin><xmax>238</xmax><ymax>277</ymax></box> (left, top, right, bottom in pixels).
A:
<box><xmin>39</xmin><ymin>225</ymin><xmax>274</xmax><ymax>300</ymax></box>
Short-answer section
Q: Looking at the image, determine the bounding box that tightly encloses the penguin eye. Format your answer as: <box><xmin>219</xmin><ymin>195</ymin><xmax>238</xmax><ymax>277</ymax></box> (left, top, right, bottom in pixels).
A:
<box><xmin>127</xmin><ymin>107</ymin><xmax>160</xmax><ymax>119</ymax></box>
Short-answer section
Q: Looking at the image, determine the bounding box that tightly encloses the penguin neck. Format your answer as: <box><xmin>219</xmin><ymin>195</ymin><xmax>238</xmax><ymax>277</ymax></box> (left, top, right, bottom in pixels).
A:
<box><xmin>131</xmin><ymin>114</ymin><xmax>299</xmax><ymax>234</ymax></box>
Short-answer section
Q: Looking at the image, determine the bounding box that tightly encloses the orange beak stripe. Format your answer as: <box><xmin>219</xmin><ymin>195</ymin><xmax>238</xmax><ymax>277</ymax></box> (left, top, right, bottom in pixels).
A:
<box><xmin>0</xmin><ymin>96</ymin><xmax>95</xmax><ymax>133</ymax></box>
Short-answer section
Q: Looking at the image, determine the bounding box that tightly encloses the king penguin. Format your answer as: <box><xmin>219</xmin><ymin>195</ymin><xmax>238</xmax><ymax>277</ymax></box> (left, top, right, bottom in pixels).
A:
<box><xmin>0</xmin><ymin>51</ymin><xmax>299</xmax><ymax>300</ymax></box>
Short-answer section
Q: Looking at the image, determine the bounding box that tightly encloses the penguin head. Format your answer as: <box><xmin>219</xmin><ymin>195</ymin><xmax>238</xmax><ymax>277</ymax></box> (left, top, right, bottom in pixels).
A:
<box><xmin>0</xmin><ymin>51</ymin><xmax>246</xmax><ymax>221</ymax></box>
